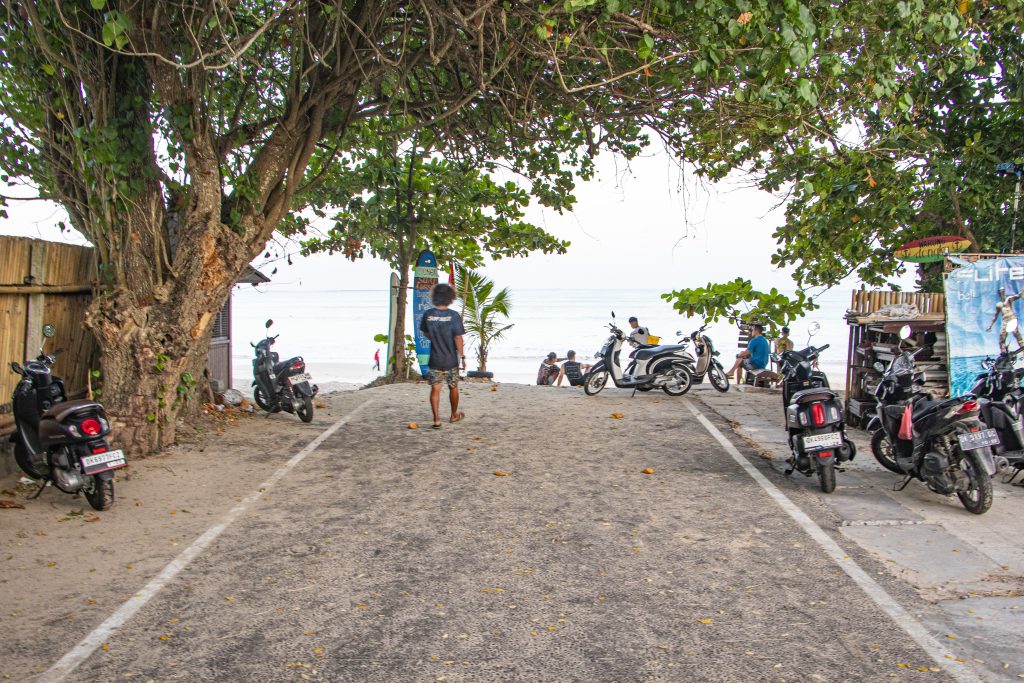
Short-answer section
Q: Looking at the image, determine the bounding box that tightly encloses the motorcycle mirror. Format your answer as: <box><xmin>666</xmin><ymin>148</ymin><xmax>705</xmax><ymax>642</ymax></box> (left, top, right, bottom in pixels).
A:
<box><xmin>611</xmin><ymin>311</ymin><xmax>616</xmax><ymax>319</ymax></box>
<box><xmin>10</xmin><ymin>361</ymin><xmax>23</xmax><ymax>375</ymax></box>
<box><xmin>899</xmin><ymin>324</ymin><xmax>912</xmax><ymax>340</ymax></box>
<box><xmin>676</xmin><ymin>330</ymin><xmax>683</xmax><ymax>336</ymax></box>
<box><xmin>873</xmin><ymin>361</ymin><xmax>885</xmax><ymax>373</ymax></box>
<box><xmin>1009</xmin><ymin>319</ymin><xmax>1020</xmax><ymax>334</ymax></box>
<box><xmin>42</xmin><ymin>324</ymin><xmax>56</xmax><ymax>338</ymax></box>
<box><xmin>807</xmin><ymin>322</ymin><xmax>821</xmax><ymax>337</ymax></box>
<box><xmin>265</xmin><ymin>319</ymin><xmax>274</xmax><ymax>329</ymax></box>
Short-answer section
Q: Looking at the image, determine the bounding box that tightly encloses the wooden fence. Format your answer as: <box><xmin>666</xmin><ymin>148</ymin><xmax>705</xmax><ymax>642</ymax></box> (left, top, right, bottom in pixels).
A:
<box><xmin>0</xmin><ymin>236</ymin><xmax>95</xmax><ymax>433</ymax></box>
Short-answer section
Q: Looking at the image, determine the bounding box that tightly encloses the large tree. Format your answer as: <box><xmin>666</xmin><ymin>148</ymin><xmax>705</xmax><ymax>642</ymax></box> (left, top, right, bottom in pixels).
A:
<box><xmin>0</xmin><ymin>0</ymin><xmax>988</xmax><ymax>451</ymax></box>
<box><xmin>296</xmin><ymin>123</ymin><xmax>567</xmax><ymax>379</ymax></box>
<box><xmin>663</xmin><ymin>1</ymin><xmax>1024</xmax><ymax>324</ymax></box>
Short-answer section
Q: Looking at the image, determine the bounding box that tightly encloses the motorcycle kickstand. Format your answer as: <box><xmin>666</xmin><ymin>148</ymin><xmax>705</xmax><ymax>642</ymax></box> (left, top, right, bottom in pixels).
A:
<box><xmin>30</xmin><ymin>477</ymin><xmax>49</xmax><ymax>499</ymax></box>
<box><xmin>893</xmin><ymin>475</ymin><xmax>913</xmax><ymax>492</ymax></box>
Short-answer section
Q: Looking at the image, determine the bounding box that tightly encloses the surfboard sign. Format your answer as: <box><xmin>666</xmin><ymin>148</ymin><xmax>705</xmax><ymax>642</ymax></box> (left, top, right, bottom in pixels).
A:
<box><xmin>893</xmin><ymin>235</ymin><xmax>971</xmax><ymax>263</ymax></box>
<box><xmin>386</xmin><ymin>272</ymin><xmax>399</xmax><ymax>374</ymax></box>
<box><xmin>412</xmin><ymin>250</ymin><xmax>438</xmax><ymax>377</ymax></box>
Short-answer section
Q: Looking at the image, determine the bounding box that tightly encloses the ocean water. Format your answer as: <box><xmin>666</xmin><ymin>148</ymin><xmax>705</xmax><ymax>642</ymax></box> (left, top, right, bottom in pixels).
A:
<box><xmin>231</xmin><ymin>286</ymin><xmax>855</xmax><ymax>390</ymax></box>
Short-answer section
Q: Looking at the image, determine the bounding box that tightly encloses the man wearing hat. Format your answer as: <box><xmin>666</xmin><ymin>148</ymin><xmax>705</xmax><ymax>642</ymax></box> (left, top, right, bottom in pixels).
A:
<box><xmin>537</xmin><ymin>351</ymin><xmax>564</xmax><ymax>385</ymax></box>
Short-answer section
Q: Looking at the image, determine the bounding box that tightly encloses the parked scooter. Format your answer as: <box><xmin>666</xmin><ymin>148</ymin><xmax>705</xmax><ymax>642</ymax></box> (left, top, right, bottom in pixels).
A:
<box><xmin>868</xmin><ymin>325</ymin><xmax>997</xmax><ymax>514</ymax></box>
<box><xmin>251</xmin><ymin>319</ymin><xmax>318</xmax><ymax>422</ymax></box>
<box><xmin>773</xmin><ymin>327</ymin><xmax>854</xmax><ymax>493</ymax></box>
<box><xmin>678</xmin><ymin>323</ymin><xmax>729</xmax><ymax>392</ymax></box>
<box><xmin>583</xmin><ymin>312</ymin><xmax>693</xmax><ymax>396</ymax></box>
<box><xmin>7</xmin><ymin>324</ymin><xmax>123</xmax><ymax>510</ymax></box>
<box><xmin>970</xmin><ymin>319</ymin><xmax>1024</xmax><ymax>484</ymax></box>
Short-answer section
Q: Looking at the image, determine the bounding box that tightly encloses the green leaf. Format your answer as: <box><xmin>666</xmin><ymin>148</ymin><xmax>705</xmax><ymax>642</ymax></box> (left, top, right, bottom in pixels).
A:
<box><xmin>90</xmin><ymin>0</ymin><xmax>106</xmax><ymax>9</ymax></box>
<box><xmin>41</xmin><ymin>63</ymin><xmax>55</xmax><ymax>76</ymax></box>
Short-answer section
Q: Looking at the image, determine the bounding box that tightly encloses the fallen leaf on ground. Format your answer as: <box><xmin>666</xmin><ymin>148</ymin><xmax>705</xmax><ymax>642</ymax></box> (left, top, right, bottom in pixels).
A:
<box><xmin>494</xmin><ymin>471</ymin><xmax>510</xmax><ymax>477</ymax></box>
<box><xmin>315</xmin><ymin>402</ymin><xmax>326</xmax><ymax>409</ymax></box>
<box><xmin>610</xmin><ymin>412</ymin><xmax>624</xmax><ymax>419</ymax></box>
<box><xmin>490</xmin><ymin>386</ymin><xmax>497</xmax><ymax>392</ymax></box>
<box><xmin>699</xmin><ymin>619</ymin><xmax>713</xmax><ymax>624</ymax></box>
<box><xmin>408</xmin><ymin>422</ymin><xmax>418</xmax><ymax>430</ymax></box>
<box><xmin>0</xmin><ymin>500</ymin><xmax>25</xmax><ymax>509</ymax></box>
<box><xmin>641</xmin><ymin>468</ymin><xmax>655</xmax><ymax>475</ymax></box>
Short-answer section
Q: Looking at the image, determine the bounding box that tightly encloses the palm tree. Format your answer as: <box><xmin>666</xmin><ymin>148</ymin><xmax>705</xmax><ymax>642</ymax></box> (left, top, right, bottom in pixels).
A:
<box><xmin>455</xmin><ymin>266</ymin><xmax>514</xmax><ymax>373</ymax></box>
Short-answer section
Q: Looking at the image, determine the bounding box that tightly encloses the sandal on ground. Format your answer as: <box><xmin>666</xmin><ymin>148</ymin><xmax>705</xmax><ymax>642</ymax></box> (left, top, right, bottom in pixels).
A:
<box><xmin>450</xmin><ymin>412</ymin><xmax>466</xmax><ymax>424</ymax></box>
<box><xmin>431</xmin><ymin>423</ymin><xmax>442</xmax><ymax>430</ymax></box>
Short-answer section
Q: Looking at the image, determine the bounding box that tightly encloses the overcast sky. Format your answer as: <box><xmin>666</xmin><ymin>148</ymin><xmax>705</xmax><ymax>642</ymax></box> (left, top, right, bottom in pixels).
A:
<box><xmin>0</xmin><ymin>146</ymin><xmax>916</xmax><ymax>295</ymax></box>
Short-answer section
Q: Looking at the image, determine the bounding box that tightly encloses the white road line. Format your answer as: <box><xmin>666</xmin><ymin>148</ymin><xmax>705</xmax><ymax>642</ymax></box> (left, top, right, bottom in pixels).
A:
<box><xmin>39</xmin><ymin>399</ymin><xmax>375</xmax><ymax>683</ymax></box>
<box><xmin>683</xmin><ymin>398</ymin><xmax>982</xmax><ymax>683</ymax></box>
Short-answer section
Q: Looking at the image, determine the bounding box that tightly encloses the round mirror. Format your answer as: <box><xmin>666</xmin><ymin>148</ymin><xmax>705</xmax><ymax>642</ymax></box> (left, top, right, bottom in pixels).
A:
<box><xmin>265</xmin><ymin>319</ymin><xmax>274</xmax><ymax>329</ymax></box>
<box><xmin>611</xmin><ymin>311</ymin><xmax>616</xmax><ymax>319</ymax></box>
<box><xmin>1009</xmin><ymin>319</ymin><xmax>1019</xmax><ymax>334</ymax></box>
<box><xmin>42</xmin><ymin>324</ymin><xmax>56</xmax><ymax>338</ymax></box>
<box><xmin>873</xmin><ymin>361</ymin><xmax>885</xmax><ymax>373</ymax></box>
<box><xmin>676</xmin><ymin>330</ymin><xmax>683</xmax><ymax>337</ymax></box>
<box><xmin>899</xmin><ymin>325</ymin><xmax>912</xmax><ymax>340</ymax></box>
<box><xmin>808</xmin><ymin>322</ymin><xmax>821</xmax><ymax>337</ymax></box>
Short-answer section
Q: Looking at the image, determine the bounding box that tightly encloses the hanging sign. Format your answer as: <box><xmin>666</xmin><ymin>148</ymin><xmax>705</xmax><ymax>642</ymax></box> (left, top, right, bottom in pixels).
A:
<box><xmin>894</xmin><ymin>235</ymin><xmax>971</xmax><ymax>263</ymax></box>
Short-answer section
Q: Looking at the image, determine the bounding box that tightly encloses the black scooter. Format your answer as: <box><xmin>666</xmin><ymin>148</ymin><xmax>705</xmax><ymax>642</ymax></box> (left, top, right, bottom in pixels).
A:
<box><xmin>251</xmin><ymin>319</ymin><xmax>318</xmax><ymax>422</ymax></box>
<box><xmin>868</xmin><ymin>325</ymin><xmax>997</xmax><ymax>514</ymax></box>
<box><xmin>969</xmin><ymin>327</ymin><xmax>1024</xmax><ymax>484</ymax></box>
<box><xmin>773</xmin><ymin>335</ymin><xmax>854</xmax><ymax>493</ymax></box>
<box><xmin>8</xmin><ymin>324</ymin><xmax>123</xmax><ymax>510</ymax></box>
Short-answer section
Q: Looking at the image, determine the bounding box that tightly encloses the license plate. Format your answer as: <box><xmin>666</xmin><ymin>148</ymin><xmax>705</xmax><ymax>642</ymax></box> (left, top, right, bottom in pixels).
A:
<box><xmin>957</xmin><ymin>429</ymin><xmax>1000</xmax><ymax>451</ymax></box>
<box><xmin>292</xmin><ymin>373</ymin><xmax>312</xmax><ymax>383</ymax></box>
<box><xmin>80</xmin><ymin>449</ymin><xmax>126</xmax><ymax>475</ymax></box>
<box><xmin>802</xmin><ymin>432</ymin><xmax>844</xmax><ymax>451</ymax></box>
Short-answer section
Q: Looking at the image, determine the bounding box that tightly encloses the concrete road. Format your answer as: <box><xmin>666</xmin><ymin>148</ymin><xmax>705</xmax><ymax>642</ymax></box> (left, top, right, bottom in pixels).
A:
<box><xmin>33</xmin><ymin>384</ymin><xmax>992</xmax><ymax>682</ymax></box>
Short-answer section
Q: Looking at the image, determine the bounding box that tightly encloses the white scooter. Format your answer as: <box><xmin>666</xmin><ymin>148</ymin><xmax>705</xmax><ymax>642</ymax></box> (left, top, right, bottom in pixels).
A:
<box><xmin>678</xmin><ymin>323</ymin><xmax>730</xmax><ymax>392</ymax></box>
<box><xmin>583</xmin><ymin>312</ymin><xmax>693</xmax><ymax>396</ymax></box>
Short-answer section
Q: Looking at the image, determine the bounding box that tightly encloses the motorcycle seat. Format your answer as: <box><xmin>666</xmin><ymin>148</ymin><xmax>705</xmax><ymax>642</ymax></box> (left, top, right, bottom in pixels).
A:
<box><xmin>791</xmin><ymin>388</ymin><xmax>836</xmax><ymax>404</ymax></box>
<box><xmin>633</xmin><ymin>345</ymin><xmax>687</xmax><ymax>361</ymax></box>
<box><xmin>41</xmin><ymin>399</ymin><xmax>104</xmax><ymax>422</ymax></box>
<box><xmin>273</xmin><ymin>357</ymin><xmax>303</xmax><ymax>375</ymax></box>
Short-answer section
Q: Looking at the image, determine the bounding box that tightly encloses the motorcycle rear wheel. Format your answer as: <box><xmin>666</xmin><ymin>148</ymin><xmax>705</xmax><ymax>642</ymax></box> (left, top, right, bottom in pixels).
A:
<box><xmin>661</xmin><ymin>365</ymin><xmax>693</xmax><ymax>397</ymax></box>
<box><xmin>253</xmin><ymin>387</ymin><xmax>273</xmax><ymax>411</ymax></box>
<box><xmin>583</xmin><ymin>371</ymin><xmax>608</xmax><ymax>396</ymax></box>
<box><xmin>870</xmin><ymin>429</ymin><xmax>903</xmax><ymax>474</ymax></box>
<box><xmin>708</xmin><ymin>363</ymin><xmax>730</xmax><ymax>392</ymax></box>
<box><xmin>956</xmin><ymin>450</ymin><xmax>993</xmax><ymax>514</ymax></box>
<box><xmin>297</xmin><ymin>396</ymin><xmax>314</xmax><ymax>423</ymax></box>
<box><xmin>817</xmin><ymin>459</ymin><xmax>836</xmax><ymax>493</ymax></box>
<box><xmin>83</xmin><ymin>477</ymin><xmax>114</xmax><ymax>511</ymax></box>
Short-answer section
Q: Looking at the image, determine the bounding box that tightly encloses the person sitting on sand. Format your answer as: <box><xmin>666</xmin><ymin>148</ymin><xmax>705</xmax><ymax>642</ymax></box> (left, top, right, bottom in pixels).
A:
<box><xmin>537</xmin><ymin>352</ymin><xmax>563</xmax><ymax>385</ymax></box>
<box><xmin>419</xmin><ymin>283</ymin><xmax>466</xmax><ymax>429</ymax></box>
<box><xmin>557</xmin><ymin>350</ymin><xmax>591</xmax><ymax>387</ymax></box>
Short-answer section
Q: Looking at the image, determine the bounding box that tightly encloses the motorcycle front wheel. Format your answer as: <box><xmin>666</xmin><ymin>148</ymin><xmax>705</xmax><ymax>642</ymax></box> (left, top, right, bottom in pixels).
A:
<box><xmin>956</xmin><ymin>449</ymin><xmax>993</xmax><ymax>514</ymax></box>
<box><xmin>13</xmin><ymin>440</ymin><xmax>48</xmax><ymax>480</ymax></box>
<box><xmin>583</xmin><ymin>371</ymin><xmax>608</xmax><ymax>396</ymax></box>
<box><xmin>297</xmin><ymin>396</ymin><xmax>314</xmax><ymax>423</ymax></box>
<box><xmin>708</xmin><ymin>363</ymin><xmax>730</xmax><ymax>392</ymax></box>
<box><xmin>253</xmin><ymin>387</ymin><xmax>273</xmax><ymax>411</ymax></box>
<box><xmin>83</xmin><ymin>476</ymin><xmax>114</xmax><ymax>511</ymax></box>
<box><xmin>870</xmin><ymin>429</ymin><xmax>903</xmax><ymax>474</ymax></box>
<box><xmin>661</xmin><ymin>365</ymin><xmax>693</xmax><ymax>397</ymax></box>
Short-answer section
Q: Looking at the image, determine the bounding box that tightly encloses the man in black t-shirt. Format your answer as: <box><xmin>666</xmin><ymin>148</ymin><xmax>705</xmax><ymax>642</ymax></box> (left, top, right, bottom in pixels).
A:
<box><xmin>418</xmin><ymin>283</ymin><xmax>467</xmax><ymax>429</ymax></box>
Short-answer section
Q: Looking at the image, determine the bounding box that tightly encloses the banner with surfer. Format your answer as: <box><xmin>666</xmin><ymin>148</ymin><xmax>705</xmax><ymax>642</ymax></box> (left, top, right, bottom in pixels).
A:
<box><xmin>944</xmin><ymin>255</ymin><xmax>1024</xmax><ymax>396</ymax></box>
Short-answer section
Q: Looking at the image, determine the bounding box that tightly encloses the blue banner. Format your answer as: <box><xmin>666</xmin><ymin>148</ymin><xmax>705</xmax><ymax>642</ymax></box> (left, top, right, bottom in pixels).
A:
<box><xmin>944</xmin><ymin>256</ymin><xmax>1024</xmax><ymax>396</ymax></box>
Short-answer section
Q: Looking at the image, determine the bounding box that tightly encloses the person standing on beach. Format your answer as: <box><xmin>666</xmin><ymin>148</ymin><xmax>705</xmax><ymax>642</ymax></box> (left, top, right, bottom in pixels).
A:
<box><xmin>373</xmin><ymin>348</ymin><xmax>381</xmax><ymax>371</ymax></box>
<box><xmin>419</xmin><ymin>283</ymin><xmax>467</xmax><ymax>429</ymax></box>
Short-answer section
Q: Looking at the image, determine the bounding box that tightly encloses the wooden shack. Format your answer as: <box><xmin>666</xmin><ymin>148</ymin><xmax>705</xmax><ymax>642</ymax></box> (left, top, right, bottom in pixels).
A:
<box><xmin>844</xmin><ymin>290</ymin><xmax>947</xmax><ymax>427</ymax></box>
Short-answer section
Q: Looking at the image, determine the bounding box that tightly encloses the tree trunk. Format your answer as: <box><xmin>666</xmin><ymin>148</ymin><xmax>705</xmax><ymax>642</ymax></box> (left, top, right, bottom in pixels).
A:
<box><xmin>389</xmin><ymin>251</ymin><xmax>411</xmax><ymax>382</ymax></box>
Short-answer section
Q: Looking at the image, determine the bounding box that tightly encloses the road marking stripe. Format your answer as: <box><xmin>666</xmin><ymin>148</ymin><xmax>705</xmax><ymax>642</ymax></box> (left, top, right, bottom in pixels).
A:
<box><xmin>683</xmin><ymin>398</ymin><xmax>981</xmax><ymax>683</ymax></box>
<box><xmin>39</xmin><ymin>399</ymin><xmax>375</xmax><ymax>682</ymax></box>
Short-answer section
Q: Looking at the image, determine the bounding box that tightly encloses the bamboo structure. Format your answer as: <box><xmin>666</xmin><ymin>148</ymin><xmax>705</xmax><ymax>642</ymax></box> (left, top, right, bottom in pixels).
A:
<box><xmin>0</xmin><ymin>236</ymin><xmax>97</xmax><ymax>434</ymax></box>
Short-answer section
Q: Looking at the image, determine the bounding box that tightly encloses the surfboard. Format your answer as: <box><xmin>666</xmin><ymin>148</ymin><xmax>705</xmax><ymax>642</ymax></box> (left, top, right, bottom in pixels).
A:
<box><xmin>412</xmin><ymin>250</ymin><xmax>438</xmax><ymax>377</ymax></box>
<box><xmin>386</xmin><ymin>272</ymin><xmax>399</xmax><ymax>374</ymax></box>
<box><xmin>894</xmin><ymin>235</ymin><xmax>971</xmax><ymax>263</ymax></box>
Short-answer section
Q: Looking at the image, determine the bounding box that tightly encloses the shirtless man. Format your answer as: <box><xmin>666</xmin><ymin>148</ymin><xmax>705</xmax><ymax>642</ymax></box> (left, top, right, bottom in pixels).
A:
<box><xmin>987</xmin><ymin>287</ymin><xmax>1024</xmax><ymax>352</ymax></box>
